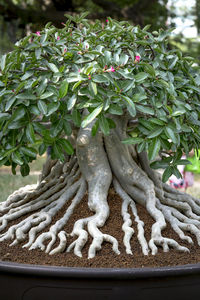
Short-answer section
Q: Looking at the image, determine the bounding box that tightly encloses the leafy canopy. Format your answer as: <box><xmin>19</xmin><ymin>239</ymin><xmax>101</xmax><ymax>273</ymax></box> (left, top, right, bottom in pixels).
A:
<box><xmin>0</xmin><ymin>13</ymin><xmax>200</xmax><ymax>181</ymax></box>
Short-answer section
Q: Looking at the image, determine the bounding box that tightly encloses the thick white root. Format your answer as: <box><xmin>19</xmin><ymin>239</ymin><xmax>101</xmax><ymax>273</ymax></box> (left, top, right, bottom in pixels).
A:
<box><xmin>1</xmin><ymin>118</ymin><xmax>200</xmax><ymax>259</ymax></box>
<box><xmin>113</xmin><ymin>178</ymin><xmax>149</xmax><ymax>255</ymax></box>
<box><xmin>28</xmin><ymin>178</ymin><xmax>85</xmax><ymax>251</ymax></box>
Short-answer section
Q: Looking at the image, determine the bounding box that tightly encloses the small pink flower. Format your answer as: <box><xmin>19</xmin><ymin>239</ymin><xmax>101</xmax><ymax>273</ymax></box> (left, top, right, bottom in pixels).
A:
<box><xmin>64</xmin><ymin>48</ymin><xmax>67</xmax><ymax>53</ymax></box>
<box><xmin>61</xmin><ymin>22</ymin><xmax>65</xmax><ymax>26</ymax></box>
<box><xmin>57</xmin><ymin>36</ymin><xmax>60</xmax><ymax>40</ymax></box>
<box><xmin>78</xmin><ymin>69</ymin><xmax>81</xmax><ymax>73</ymax></box>
<box><xmin>107</xmin><ymin>66</ymin><xmax>115</xmax><ymax>72</ymax></box>
<box><xmin>88</xmin><ymin>74</ymin><xmax>91</xmax><ymax>80</ymax></box>
<box><xmin>106</xmin><ymin>19</ymin><xmax>109</xmax><ymax>23</ymax></box>
<box><xmin>36</xmin><ymin>31</ymin><xmax>41</xmax><ymax>36</ymax></box>
<box><xmin>135</xmin><ymin>55</ymin><xmax>140</xmax><ymax>63</ymax></box>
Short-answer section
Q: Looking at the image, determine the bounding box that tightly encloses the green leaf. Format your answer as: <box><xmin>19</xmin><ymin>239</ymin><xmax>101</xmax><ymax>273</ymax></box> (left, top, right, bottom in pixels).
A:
<box><xmin>137</xmin><ymin>141</ymin><xmax>146</xmax><ymax>153</ymax></box>
<box><xmin>0</xmin><ymin>147</ymin><xmax>17</xmax><ymax>160</ymax></box>
<box><xmin>47</xmin><ymin>62</ymin><xmax>59</xmax><ymax>73</ymax></box>
<box><xmin>15</xmin><ymin>82</ymin><xmax>26</xmax><ymax>94</ymax></box>
<box><xmin>72</xmin><ymin>81</ymin><xmax>82</xmax><ymax>91</ymax></box>
<box><xmin>21</xmin><ymin>71</ymin><xmax>34</xmax><ymax>81</ymax></box>
<box><xmin>150</xmin><ymin>160</ymin><xmax>170</xmax><ymax>169</ymax></box>
<box><xmin>7</xmin><ymin>120</ymin><xmax>26</xmax><ymax>129</ymax></box>
<box><xmin>40</xmin><ymin>91</ymin><xmax>54</xmax><ymax>99</ymax></box>
<box><xmin>119</xmin><ymin>53</ymin><xmax>129</xmax><ymax>65</ymax></box>
<box><xmin>147</xmin><ymin>127</ymin><xmax>163</xmax><ymax>138</ymax></box>
<box><xmin>38</xmin><ymin>100</ymin><xmax>48</xmax><ymax>115</ymax></box>
<box><xmin>171</xmin><ymin>108</ymin><xmax>186</xmax><ymax>117</ymax></box>
<box><xmin>164</xmin><ymin>127</ymin><xmax>177</xmax><ymax>144</ymax></box>
<box><xmin>148</xmin><ymin>138</ymin><xmax>161</xmax><ymax>161</ymax></box>
<box><xmin>171</xmin><ymin>166</ymin><xmax>182</xmax><ymax>179</ymax></box>
<box><xmin>47</xmin><ymin>102</ymin><xmax>60</xmax><ymax>116</ymax></box>
<box><xmin>157</xmin><ymin>79</ymin><xmax>169</xmax><ymax>88</ymax></box>
<box><xmin>150</xmin><ymin>118</ymin><xmax>166</xmax><ymax>126</ymax></box>
<box><xmin>67</xmin><ymin>94</ymin><xmax>77</xmax><ymax>110</ymax></box>
<box><xmin>35</xmin><ymin>48</ymin><xmax>42</xmax><ymax>59</ymax></box>
<box><xmin>90</xmin><ymin>81</ymin><xmax>97</xmax><ymax>95</ymax></box>
<box><xmin>20</xmin><ymin>164</ymin><xmax>30</xmax><ymax>177</ymax></box>
<box><xmin>121</xmin><ymin>80</ymin><xmax>135</xmax><ymax>92</ymax></box>
<box><xmin>59</xmin><ymin>80</ymin><xmax>69</xmax><ymax>98</ymax></box>
<box><xmin>0</xmin><ymin>54</ymin><xmax>7</xmax><ymax>71</ymax></box>
<box><xmin>58</xmin><ymin>138</ymin><xmax>74</xmax><ymax>155</ymax></box>
<box><xmin>121</xmin><ymin>95</ymin><xmax>136</xmax><ymax>117</ymax></box>
<box><xmin>0</xmin><ymin>113</ymin><xmax>10</xmax><ymax>122</ymax></box>
<box><xmin>26</xmin><ymin>124</ymin><xmax>36</xmax><ymax>143</ymax></box>
<box><xmin>50</xmin><ymin>119</ymin><xmax>63</xmax><ymax>138</ymax></box>
<box><xmin>162</xmin><ymin>166</ymin><xmax>173</xmax><ymax>183</ymax></box>
<box><xmin>136</xmin><ymin>105</ymin><xmax>154</xmax><ymax>115</ymax></box>
<box><xmin>63</xmin><ymin>119</ymin><xmax>72</xmax><ymax>136</ymax></box>
<box><xmin>132</xmin><ymin>93</ymin><xmax>147</xmax><ymax>102</ymax></box>
<box><xmin>122</xmin><ymin>137</ymin><xmax>144</xmax><ymax>144</ymax></box>
<box><xmin>52</xmin><ymin>143</ymin><xmax>65</xmax><ymax>162</ymax></box>
<box><xmin>144</xmin><ymin>64</ymin><xmax>156</xmax><ymax>77</ymax></box>
<box><xmin>135</xmin><ymin>72</ymin><xmax>148</xmax><ymax>82</ymax></box>
<box><xmin>0</xmin><ymin>157</ymin><xmax>9</xmax><ymax>167</ymax></box>
<box><xmin>92</xmin><ymin>74</ymin><xmax>109</xmax><ymax>83</ymax></box>
<box><xmin>104</xmin><ymin>50</ymin><xmax>112</xmax><ymax>64</ymax></box>
<box><xmin>30</xmin><ymin>105</ymin><xmax>40</xmax><ymax>115</ymax></box>
<box><xmin>72</xmin><ymin>109</ymin><xmax>81</xmax><ymax>127</ymax></box>
<box><xmin>12</xmin><ymin>151</ymin><xmax>24</xmax><ymax>165</ymax></box>
<box><xmin>91</xmin><ymin>120</ymin><xmax>99</xmax><ymax>136</ymax></box>
<box><xmin>99</xmin><ymin>115</ymin><xmax>110</xmax><ymax>135</ymax></box>
<box><xmin>11</xmin><ymin>107</ymin><xmax>26</xmax><ymax>122</ymax></box>
<box><xmin>109</xmin><ymin>104</ymin><xmax>123</xmax><ymax>115</ymax></box>
<box><xmin>39</xmin><ymin>144</ymin><xmax>47</xmax><ymax>156</ymax></box>
<box><xmin>81</xmin><ymin>105</ymin><xmax>103</xmax><ymax>128</ymax></box>
<box><xmin>16</xmin><ymin>92</ymin><xmax>37</xmax><ymax>100</ymax></box>
<box><xmin>20</xmin><ymin>147</ymin><xmax>37</xmax><ymax>158</ymax></box>
<box><xmin>5</xmin><ymin>96</ymin><xmax>16</xmax><ymax>111</ymax></box>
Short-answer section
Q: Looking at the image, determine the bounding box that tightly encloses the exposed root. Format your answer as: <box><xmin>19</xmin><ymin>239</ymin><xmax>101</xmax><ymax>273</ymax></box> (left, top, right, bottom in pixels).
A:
<box><xmin>29</xmin><ymin>178</ymin><xmax>86</xmax><ymax>254</ymax></box>
<box><xmin>105</xmin><ymin>117</ymin><xmax>199</xmax><ymax>255</ymax></box>
<box><xmin>69</xmin><ymin>120</ymin><xmax>120</xmax><ymax>258</ymax></box>
<box><xmin>67</xmin><ymin>215</ymin><xmax>92</xmax><ymax>257</ymax></box>
<box><xmin>1</xmin><ymin>119</ymin><xmax>200</xmax><ymax>259</ymax></box>
<box><xmin>113</xmin><ymin>177</ymin><xmax>149</xmax><ymax>255</ymax></box>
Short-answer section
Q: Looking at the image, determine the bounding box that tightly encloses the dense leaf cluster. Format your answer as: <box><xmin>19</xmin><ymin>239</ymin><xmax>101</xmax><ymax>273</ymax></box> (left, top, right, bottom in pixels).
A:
<box><xmin>0</xmin><ymin>14</ymin><xmax>200</xmax><ymax>180</ymax></box>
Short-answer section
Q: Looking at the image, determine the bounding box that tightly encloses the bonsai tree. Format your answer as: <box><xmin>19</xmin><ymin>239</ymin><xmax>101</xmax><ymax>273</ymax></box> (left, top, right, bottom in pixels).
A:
<box><xmin>0</xmin><ymin>13</ymin><xmax>200</xmax><ymax>259</ymax></box>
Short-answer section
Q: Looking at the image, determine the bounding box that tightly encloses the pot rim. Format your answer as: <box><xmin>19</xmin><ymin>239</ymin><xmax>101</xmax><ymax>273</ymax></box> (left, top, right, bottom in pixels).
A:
<box><xmin>0</xmin><ymin>260</ymin><xmax>200</xmax><ymax>279</ymax></box>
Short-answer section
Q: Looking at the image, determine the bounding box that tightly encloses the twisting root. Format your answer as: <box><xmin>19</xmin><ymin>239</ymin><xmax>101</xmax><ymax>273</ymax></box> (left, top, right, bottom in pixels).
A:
<box><xmin>0</xmin><ymin>156</ymin><xmax>82</xmax><ymax>250</ymax></box>
<box><xmin>1</xmin><ymin>115</ymin><xmax>200</xmax><ymax>258</ymax></box>
<box><xmin>113</xmin><ymin>177</ymin><xmax>149</xmax><ymax>255</ymax></box>
<box><xmin>69</xmin><ymin>119</ymin><xmax>120</xmax><ymax>258</ymax></box>
<box><xmin>105</xmin><ymin>116</ymin><xmax>193</xmax><ymax>255</ymax></box>
<box><xmin>29</xmin><ymin>178</ymin><xmax>86</xmax><ymax>254</ymax></box>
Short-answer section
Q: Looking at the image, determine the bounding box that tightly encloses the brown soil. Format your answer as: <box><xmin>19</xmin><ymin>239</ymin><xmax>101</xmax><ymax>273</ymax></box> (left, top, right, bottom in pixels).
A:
<box><xmin>1</xmin><ymin>189</ymin><xmax>200</xmax><ymax>268</ymax></box>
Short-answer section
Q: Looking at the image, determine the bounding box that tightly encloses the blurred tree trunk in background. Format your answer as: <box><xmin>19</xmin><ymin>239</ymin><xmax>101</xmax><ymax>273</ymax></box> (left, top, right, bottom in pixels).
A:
<box><xmin>195</xmin><ymin>0</ymin><xmax>200</xmax><ymax>34</ymax></box>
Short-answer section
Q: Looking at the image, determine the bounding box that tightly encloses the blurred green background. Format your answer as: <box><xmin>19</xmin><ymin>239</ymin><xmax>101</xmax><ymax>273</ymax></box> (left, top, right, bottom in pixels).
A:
<box><xmin>1</xmin><ymin>0</ymin><xmax>200</xmax><ymax>59</ymax></box>
<box><xmin>1</xmin><ymin>0</ymin><xmax>200</xmax><ymax>201</ymax></box>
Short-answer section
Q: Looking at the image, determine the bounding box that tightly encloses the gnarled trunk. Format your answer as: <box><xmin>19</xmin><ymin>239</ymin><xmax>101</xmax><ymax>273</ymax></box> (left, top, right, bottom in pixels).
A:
<box><xmin>0</xmin><ymin>117</ymin><xmax>200</xmax><ymax>258</ymax></box>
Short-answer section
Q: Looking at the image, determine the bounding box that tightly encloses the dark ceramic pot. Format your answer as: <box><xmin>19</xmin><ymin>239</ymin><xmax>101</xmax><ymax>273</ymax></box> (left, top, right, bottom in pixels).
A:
<box><xmin>0</xmin><ymin>261</ymin><xmax>200</xmax><ymax>300</ymax></box>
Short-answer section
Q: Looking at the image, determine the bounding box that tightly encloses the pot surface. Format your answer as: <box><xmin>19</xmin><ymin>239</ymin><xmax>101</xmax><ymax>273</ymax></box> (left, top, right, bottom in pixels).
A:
<box><xmin>1</xmin><ymin>261</ymin><xmax>200</xmax><ymax>300</ymax></box>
